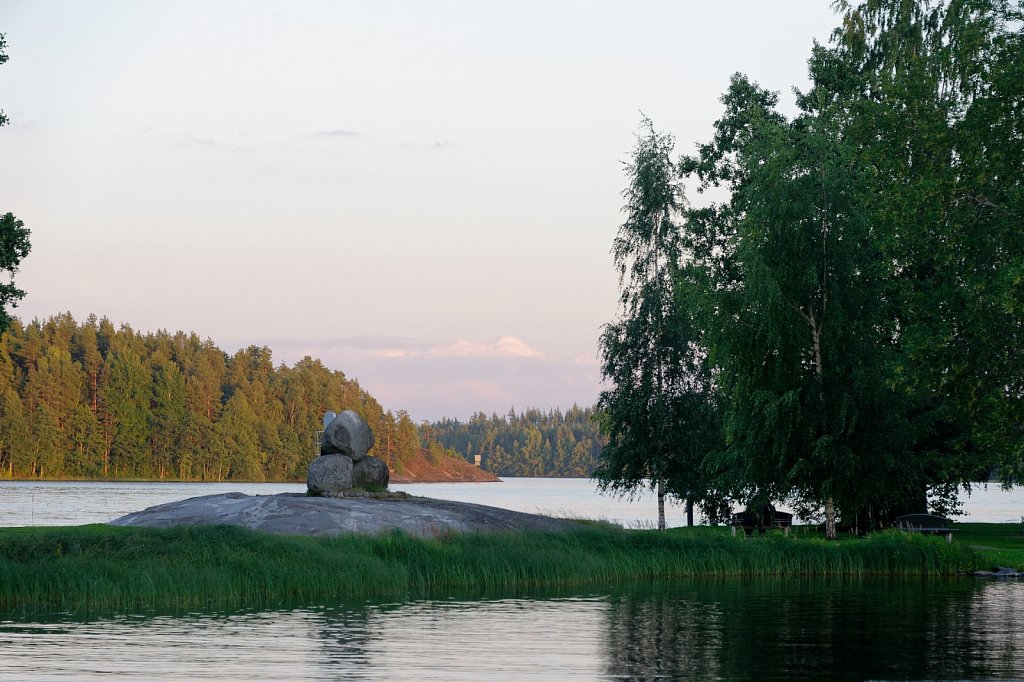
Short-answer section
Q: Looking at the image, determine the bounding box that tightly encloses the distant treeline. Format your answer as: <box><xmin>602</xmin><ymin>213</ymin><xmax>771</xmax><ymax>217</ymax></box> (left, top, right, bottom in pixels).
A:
<box><xmin>0</xmin><ymin>313</ymin><xmax>432</xmax><ymax>480</ymax></box>
<box><xmin>0</xmin><ymin>313</ymin><xmax>601</xmax><ymax>481</ymax></box>
<box><xmin>428</xmin><ymin>406</ymin><xmax>604</xmax><ymax>477</ymax></box>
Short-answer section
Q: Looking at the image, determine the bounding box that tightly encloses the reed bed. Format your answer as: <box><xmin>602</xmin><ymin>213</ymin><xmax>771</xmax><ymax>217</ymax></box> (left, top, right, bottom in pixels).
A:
<box><xmin>0</xmin><ymin>524</ymin><xmax>980</xmax><ymax>615</ymax></box>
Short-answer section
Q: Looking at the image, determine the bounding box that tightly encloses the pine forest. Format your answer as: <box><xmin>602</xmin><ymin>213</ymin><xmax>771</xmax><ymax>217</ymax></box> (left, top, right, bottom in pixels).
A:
<box><xmin>0</xmin><ymin>313</ymin><xmax>604</xmax><ymax>481</ymax></box>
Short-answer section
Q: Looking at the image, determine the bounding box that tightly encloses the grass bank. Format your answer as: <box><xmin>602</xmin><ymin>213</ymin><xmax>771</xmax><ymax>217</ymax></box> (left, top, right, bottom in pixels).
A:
<box><xmin>953</xmin><ymin>522</ymin><xmax>1024</xmax><ymax>568</ymax></box>
<box><xmin>0</xmin><ymin>523</ymin><xmax>984</xmax><ymax>615</ymax></box>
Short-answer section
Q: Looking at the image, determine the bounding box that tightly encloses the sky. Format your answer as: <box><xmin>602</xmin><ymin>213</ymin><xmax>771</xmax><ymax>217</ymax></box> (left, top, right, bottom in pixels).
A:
<box><xmin>0</xmin><ymin>0</ymin><xmax>842</xmax><ymax>422</ymax></box>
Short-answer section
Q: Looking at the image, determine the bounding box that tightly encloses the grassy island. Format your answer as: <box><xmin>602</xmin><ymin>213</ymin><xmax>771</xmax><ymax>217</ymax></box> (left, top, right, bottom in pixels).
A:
<box><xmin>2</xmin><ymin>522</ymin><xmax>1011</xmax><ymax>615</ymax></box>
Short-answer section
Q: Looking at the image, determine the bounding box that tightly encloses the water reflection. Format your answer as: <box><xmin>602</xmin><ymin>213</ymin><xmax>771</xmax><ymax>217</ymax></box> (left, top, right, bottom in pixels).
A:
<box><xmin>326</xmin><ymin>598</ymin><xmax>607</xmax><ymax>680</ymax></box>
<box><xmin>2</xmin><ymin>581</ymin><xmax>1023</xmax><ymax>680</ymax></box>
<box><xmin>603</xmin><ymin>579</ymin><xmax>1024</xmax><ymax>681</ymax></box>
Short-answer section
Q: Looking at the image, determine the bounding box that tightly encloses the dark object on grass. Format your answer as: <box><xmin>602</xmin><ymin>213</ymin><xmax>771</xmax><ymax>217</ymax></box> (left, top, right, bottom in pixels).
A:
<box><xmin>894</xmin><ymin>513</ymin><xmax>958</xmax><ymax>544</ymax></box>
<box><xmin>731</xmin><ymin>505</ymin><xmax>793</xmax><ymax>537</ymax></box>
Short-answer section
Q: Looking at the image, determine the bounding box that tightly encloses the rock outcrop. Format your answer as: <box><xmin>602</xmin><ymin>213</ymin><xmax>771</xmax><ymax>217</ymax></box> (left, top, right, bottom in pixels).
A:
<box><xmin>109</xmin><ymin>492</ymin><xmax>580</xmax><ymax>538</ymax></box>
<box><xmin>308</xmin><ymin>410</ymin><xmax>384</xmax><ymax>496</ymax></box>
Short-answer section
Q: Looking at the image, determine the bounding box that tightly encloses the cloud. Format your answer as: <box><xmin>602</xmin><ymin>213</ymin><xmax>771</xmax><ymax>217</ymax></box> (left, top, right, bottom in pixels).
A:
<box><xmin>311</xmin><ymin>128</ymin><xmax>362</xmax><ymax>138</ymax></box>
<box><xmin>185</xmin><ymin>134</ymin><xmax>219</xmax><ymax>147</ymax></box>
<box><xmin>571</xmin><ymin>353</ymin><xmax>600</xmax><ymax>366</ymax></box>
<box><xmin>165</xmin><ymin>133</ymin><xmax>246</xmax><ymax>152</ymax></box>
<box><xmin>368</xmin><ymin>348</ymin><xmax>410</xmax><ymax>359</ymax></box>
<box><xmin>397</xmin><ymin>140</ymin><xmax>452</xmax><ymax>151</ymax></box>
<box><xmin>260</xmin><ymin>335</ymin><xmax>543</xmax><ymax>364</ymax></box>
<box><xmin>426</xmin><ymin>336</ymin><xmax>544</xmax><ymax>359</ymax></box>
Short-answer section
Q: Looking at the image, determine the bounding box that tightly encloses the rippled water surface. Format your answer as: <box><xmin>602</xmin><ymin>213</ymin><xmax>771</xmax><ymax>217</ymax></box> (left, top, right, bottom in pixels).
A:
<box><xmin>3</xmin><ymin>581</ymin><xmax>1024</xmax><ymax>681</ymax></box>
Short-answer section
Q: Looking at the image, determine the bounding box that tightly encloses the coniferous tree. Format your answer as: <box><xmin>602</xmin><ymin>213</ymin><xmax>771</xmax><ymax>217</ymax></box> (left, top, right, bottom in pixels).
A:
<box><xmin>0</xmin><ymin>386</ymin><xmax>28</xmax><ymax>477</ymax></box>
<box><xmin>30</xmin><ymin>403</ymin><xmax>62</xmax><ymax>478</ymax></box>
<box><xmin>103</xmin><ymin>348</ymin><xmax>152</xmax><ymax>477</ymax></box>
<box><xmin>150</xmin><ymin>353</ymin><xmax>187</xmax><ymax>479</ymax></box>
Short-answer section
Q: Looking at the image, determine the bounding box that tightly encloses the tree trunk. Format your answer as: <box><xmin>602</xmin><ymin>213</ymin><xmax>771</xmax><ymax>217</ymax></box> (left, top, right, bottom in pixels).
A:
<box><xmin>686</xmin><ymin>498</ymin><xmax>695</xmax><ymax>526</ymax></box>
<box><xmin>825</xmin><ymin>496</ymin><xmax>837</xmax><ymax>540</ymax></box>
<box><xmin>657</xmin><ymin>476</ymin><xmax>666</xmax><ymax>531</ymax></box>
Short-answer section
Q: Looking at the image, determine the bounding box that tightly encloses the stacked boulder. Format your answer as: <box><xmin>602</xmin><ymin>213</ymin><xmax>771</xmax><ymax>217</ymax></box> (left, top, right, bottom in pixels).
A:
<box><xmin>307</xmin><ymin>410</ymin><xmax>390</xmax><ymax>496</ymax></box>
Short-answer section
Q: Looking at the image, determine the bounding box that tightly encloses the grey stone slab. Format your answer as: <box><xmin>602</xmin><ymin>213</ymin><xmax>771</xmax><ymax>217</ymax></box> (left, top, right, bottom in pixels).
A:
<box><xmin>109</xmin><ymin>492</ymin><xmax>579</xmax><ymax>539</ymax></box>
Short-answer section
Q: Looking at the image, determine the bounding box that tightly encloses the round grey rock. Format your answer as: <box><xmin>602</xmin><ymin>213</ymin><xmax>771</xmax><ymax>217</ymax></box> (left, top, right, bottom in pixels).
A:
<box><xmin>307</xmin><ymin>454</ymin><xmax>353</xmax><ymax>495</ymax></box>
<box><xmin>352</xmin><ymin>455</ymin><xmax>390</xmax><ymax>490</ymax></box>
<box><xmin>320</xmin><ymin>409</ymin><xmax>375</xmax><ymax>461</ymax></box>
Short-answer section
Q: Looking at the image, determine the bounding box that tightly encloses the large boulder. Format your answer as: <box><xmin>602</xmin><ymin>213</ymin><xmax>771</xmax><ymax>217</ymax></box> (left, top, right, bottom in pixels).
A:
<box><xmin>307</xmin><ymin>454</ymin><xmax>353</xmax><ymax>495</ymax></box>
<box><xmin>352</xmin><ymin>455</ymin><xmax>390</xmax><ymax>490</ymax></box>
<box><xmin>320</xmin><ymin>410</ymin><xmax>375</xmax><ymax>462</ymax></box>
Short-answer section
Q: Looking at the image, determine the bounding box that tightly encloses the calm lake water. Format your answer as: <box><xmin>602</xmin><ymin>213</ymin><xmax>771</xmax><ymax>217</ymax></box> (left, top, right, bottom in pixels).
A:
<box><xmin>2</xmin><ymin>479</ymin><xmax>1023</xmax><ymax>680</ymax></box>
<box><xmin>2</xmin><ymin>477</ymin><xmax>1023</xmax><ymax>527</ymax></box>
<box><xmin>3</xmin><ymin>580</ymin><xmax>1024</xmax><ymax>680</ymax></box>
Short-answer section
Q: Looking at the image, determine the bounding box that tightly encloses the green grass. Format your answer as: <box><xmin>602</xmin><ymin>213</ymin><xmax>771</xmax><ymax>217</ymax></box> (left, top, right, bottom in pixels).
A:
<box><xmin>0</xmin><ymin>522</ymin><xmax>990</xmax><ymax>616</ymax></box>
<box><xmin>954</xmin><ymin>522</ymin><xmax>1024</xmax><ymax>569</ymax></box>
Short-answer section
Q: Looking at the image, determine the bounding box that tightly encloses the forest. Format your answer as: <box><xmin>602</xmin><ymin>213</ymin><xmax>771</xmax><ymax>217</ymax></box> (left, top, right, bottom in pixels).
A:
<box><xmin>0</xmin><ymin>313</ymin><xmax>434</xmax><ymax>480</ymax></box>
<box><xmin>427</xmin><ymin>407</ymin><xmax>604</xmax><ymax>478</ymax></box>
<box><xmin>0</xmin><ymin>313</ymin><xmax>603</xmax><ymax>480</ymax></box>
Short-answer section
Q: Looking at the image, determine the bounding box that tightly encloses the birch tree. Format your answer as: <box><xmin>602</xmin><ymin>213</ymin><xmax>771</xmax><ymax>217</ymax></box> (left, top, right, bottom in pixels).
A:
<box><xmin>597</xmin><ymin>118</ymin><xmax>720</xmax><ymax>530</ymax></box>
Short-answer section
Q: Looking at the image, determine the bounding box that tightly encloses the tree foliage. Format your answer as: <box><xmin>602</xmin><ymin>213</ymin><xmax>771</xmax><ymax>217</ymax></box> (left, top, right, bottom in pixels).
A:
<box><xmin>596</xmin><ymin>119</ymin><xmax>724</xmax><ymax>529</ymax></box>
<box><xmin>429</xmin><ymin>406</ymin><xmax>604</xmax><ymax>477</ymax></box>
<box><xmin>642</xmin><ymin>0</ymin><xmax>1024</xmax><ymax>533</ymax></box>
<box><xmin>0</xmin><ymin>34</ymin><xmax>31</xmax><ymax>333</ymax></box>
<box><xmin>680</xmin><ymin>74</ymin><xmax>919</xmax><ymax>537</ymax></box>
<box><xmin>0</xmin><ymin>313</ymin><xmax>435</xmax><ymax>480</ymax></box>
<box><xmin>812</xmin><ymin>0</ymin><xmax>1024</xmax><ymax>484</ymax></box>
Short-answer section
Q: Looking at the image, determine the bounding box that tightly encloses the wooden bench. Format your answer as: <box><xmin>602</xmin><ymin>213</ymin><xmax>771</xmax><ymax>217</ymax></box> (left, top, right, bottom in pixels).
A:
<box><xmin>893</xmin><ymin>513</ymin><xmax>958</xmax><ymax>544</ymax></box>
<box><xmin>731</xmin><ymin>510</ymin><xmax>792</xmax><ymax>537</ymax></box>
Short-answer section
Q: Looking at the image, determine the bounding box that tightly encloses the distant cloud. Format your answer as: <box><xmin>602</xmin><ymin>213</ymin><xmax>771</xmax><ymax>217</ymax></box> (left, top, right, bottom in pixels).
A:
<box><xmin>311</xmin><ymin>128</ymin><xmax>362</xmax><ymax>138</ymax></box>
<box><xmin>368</xmin><ymin>348</ymin><xmax>410</xmax><ymax>359</ymax></box>
<box><xmin>185</xmin><ymin>134</ymin><xmax>219</xmax><ymax>147</ymax></box>
<box><xmin>366</xmin><ymin>335</ymin><xmax>544</xmax><ymax>360</ymax></box>
<box><xmin>427</xmin><ymin>336</ymin><xmax>543</xmax><ymax>359</ymax></box>
<box><xmin>571</xmin><ymin>353</ymin><xmax>600</xmax><ymax>366</ymax></box>
<box><xmin>397</xmin><ymin>140</ymin><xmax>452</xmax><ymax>151</ymax></box>
<box><xmin>263</xmin><ymin>335</ymin><xmax>543</xmax><ymax>361</ymax></box>
<box><xmin>167</xmin><ymin>133</ymin><xmax>246</xmax><ymax>152</ymax></box>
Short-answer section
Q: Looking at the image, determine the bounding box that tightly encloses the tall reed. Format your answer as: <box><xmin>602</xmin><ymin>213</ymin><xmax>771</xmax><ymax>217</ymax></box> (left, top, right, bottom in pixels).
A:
<box><xmin>0</xmin><ymin>524</ymin><xmax>980</xmax><ymax>615</ymax></box>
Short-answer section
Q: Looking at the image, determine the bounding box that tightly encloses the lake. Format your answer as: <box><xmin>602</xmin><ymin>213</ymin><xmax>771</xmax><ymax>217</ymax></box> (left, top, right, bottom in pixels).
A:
<box><xmin>2</xmin><ymin>477</ymin><xmax>1023</xmax><ymax>527</ymax></box>
<box><xmin>2</xmin><ymin>479</ymin><xmax>1023</xmax><ymax>680</ymax></box>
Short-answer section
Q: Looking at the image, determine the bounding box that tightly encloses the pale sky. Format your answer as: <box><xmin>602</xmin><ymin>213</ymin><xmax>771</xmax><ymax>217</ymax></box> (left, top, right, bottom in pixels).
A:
<box><xmin>1</xmin><ymin>0</ymin><xmax>840</xmax><ymax>421</ymax></box>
